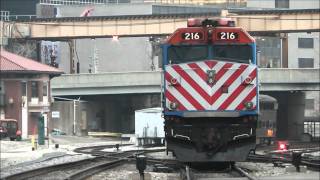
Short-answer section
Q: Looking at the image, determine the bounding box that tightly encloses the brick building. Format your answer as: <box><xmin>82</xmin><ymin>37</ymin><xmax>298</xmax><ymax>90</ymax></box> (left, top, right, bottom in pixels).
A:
<box><xmin>0</xmin><ymin>49</ymin><xmax>62</xmax><ymax>139</ymax></box>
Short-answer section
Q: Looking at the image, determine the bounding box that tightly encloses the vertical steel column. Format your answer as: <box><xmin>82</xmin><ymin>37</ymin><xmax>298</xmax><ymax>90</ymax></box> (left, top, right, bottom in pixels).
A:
<box><xmin>38</xmin><ymin>115</ymin><xmax>45</xmax><ymax>145</ymax></box>
<box><xmin>69</xmin><ymin>39</ymin><xmax>75</xmax><ymax>74</ymax></box>
<box><xmin>280</xmin><ymin>33</ymin><xmax>288</xmax><ymax>68</ymax></box>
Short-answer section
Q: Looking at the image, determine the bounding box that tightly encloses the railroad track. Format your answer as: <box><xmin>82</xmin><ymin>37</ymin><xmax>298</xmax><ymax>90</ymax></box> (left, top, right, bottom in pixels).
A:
<box><xmin>179</xmin><ymin>163</ymin><xmax>258</xmax><ymax>180</ymax></box>
<box><xmin>1</xmin><ymin>144</ymin><xmax>166</xmax><ymax>180</ymax></box>
<box><xmin>248</xmin><ymin>152</ymin><xmax>320</xmax><ymax>171</ymax></box>
<box><xmin>2</xmin><ymin>143</ymin><xmax>319</xmax><ymax>180</ymax></box>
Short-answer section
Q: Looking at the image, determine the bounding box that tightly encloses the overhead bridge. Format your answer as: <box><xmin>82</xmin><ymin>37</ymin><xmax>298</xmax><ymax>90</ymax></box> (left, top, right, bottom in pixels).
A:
<box><xmin>51</xmin><ymin>68</ymin><xmax>320</xmax><ymax>96</ymax></box>
<box><xmin>1</xmin><ymin>9</ymin><xmax>319</xmax><ymax>40</ymax></box>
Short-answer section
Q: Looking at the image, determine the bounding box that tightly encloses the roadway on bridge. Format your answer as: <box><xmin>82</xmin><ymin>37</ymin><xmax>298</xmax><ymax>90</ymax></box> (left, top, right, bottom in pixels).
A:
<box><xmin>51</xmin><ymin>68</ymin><xmax>320</xmax><ymax>96</ymax></box>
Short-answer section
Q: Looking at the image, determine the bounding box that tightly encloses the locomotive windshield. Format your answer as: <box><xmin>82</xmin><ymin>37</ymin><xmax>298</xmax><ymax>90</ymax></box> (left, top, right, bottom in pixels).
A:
<box><xmin>168</xmin><ymin>46</ymin><xmax>207</xmax><ymax>64</ymax></box>
<box><xmin>167</xmin><ymin>45</ymin><xmax>252</xmax><ymax>64</ymax></box>
<box><xmin>213</xmin><ymin>45</ymin><xmax>252</xmax><ymax>64</ymax></box>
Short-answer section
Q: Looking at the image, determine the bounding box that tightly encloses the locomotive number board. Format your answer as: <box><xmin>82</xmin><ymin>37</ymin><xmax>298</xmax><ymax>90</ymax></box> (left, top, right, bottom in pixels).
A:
<box><xmin>181</xmin><ymin>32</ymin><xmax>204</xmax><ymax>40</ymax></box>
<box><xmin>217</xmin><ymin>32</ymin><xmax>239</xmax><ymax>40</ymax></box>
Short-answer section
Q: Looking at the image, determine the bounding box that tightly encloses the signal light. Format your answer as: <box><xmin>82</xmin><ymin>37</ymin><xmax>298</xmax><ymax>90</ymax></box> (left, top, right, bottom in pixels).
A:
<box><xmin>278</xmin><ymin>141</ymin><xmax>288</xmax><ymax>151</ymax></box>
<box><xmin>267</xmin><ymin>129</ymin><xmax>273</xmax><ymax>137</ymax></box>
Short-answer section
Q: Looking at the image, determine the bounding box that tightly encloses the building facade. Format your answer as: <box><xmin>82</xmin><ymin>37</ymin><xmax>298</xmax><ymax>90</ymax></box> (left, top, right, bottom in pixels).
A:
<box><xmin>0</xmin><ymin>49</ymin><xmax>62</xmax><ymax>139</ymax></box>
<box><xmin>248</xmin><ymin>0</ymin><xmax>320</xmax><ymax>140</ymax></box>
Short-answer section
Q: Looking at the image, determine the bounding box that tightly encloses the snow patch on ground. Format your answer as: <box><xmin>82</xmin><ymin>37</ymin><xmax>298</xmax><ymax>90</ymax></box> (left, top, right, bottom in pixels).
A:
<box><xmin>237</xmin><ymin>162</ymin><xmax>319</xmax><ymax>178</ymax></box>
<box><xmin>102</xmin><ymin>144</ymin><xmax>165</xmax><ymax>152</ymax></box>
<box><xmin>0</xmin><ymin>135</ymin><xmax>125</xmax><ymax>178</ymax></box>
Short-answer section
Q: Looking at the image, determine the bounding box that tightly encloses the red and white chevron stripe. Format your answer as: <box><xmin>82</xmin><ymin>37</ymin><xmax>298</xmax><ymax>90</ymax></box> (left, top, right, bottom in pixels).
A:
<box><xmin>165</xmin><ymin>60</ymin><xmax>257</xmax><ymax>111</ymax></box>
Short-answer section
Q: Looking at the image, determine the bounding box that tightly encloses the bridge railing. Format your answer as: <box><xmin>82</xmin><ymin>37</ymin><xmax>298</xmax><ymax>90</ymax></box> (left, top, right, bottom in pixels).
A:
<box><xmin>40</xmin><ymin>0</ymin><xmax>108</xmax><ymax>5</ymax></box>
<box><xmin>0</xmin><ymin>11</ymin><xmax>10</xmax><ymax>21</ymax></box>
<box><xmin>39</xmin><ymin>0</ymin><xmax>246</xmax><ymax>6</ymax></box>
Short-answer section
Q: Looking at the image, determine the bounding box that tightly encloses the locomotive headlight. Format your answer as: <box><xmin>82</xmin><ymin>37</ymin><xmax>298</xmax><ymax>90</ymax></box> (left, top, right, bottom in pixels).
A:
<box><xmin>208</xmin><ymin>78</ymin><xmax>214</xmax><ymax>84</ymax></box>
<box><xmin>170</xmin><ymin>78</ymin><xmax>178</xmax><ymax>85</ymax></box>
<box><xmin>170</xmin><ymin>102</ymin><xmax>178</xmax><ymax>110</ymax></box>
<box><xmin>207</xmin><ymin>70</ymin><xmax>216</xmax><ymax>78</ymax></box>
<box><xmin>244</xmin><ymin>77</ymin><xmax>253</xmax><ymax>85</ymax></box>
<box><xmin>207</xmin><ymin>70</ymin><xmax>216</xmax><ymax>84</ymax></box>
<box><xmin>244</xmin><ymin>101</ymin><xmax>254</xmax><ymax>110</ymax></box>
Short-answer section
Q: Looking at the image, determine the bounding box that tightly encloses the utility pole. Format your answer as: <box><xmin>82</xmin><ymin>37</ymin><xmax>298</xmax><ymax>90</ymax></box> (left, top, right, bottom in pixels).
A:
<box><xmin>69</xmin><ymin>39</ymin><xmax>76</xmax><ymax>74</ymax></box>
<box><xmin>280</xmin><ymin>33</ymin><xmax>288</xmax><ymax>68</ymax></box>
<box><xmin>92</xmin><ymin>39</ymin><xmax>99</xmax><ymax>73</ymax></box>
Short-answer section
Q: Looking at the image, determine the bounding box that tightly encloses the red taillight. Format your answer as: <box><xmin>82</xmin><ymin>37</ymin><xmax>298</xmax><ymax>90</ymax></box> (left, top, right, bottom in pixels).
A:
<box><xmin>278</xmin><ymin>141</ymin><xmax>288</xmax><ymax>151</ymax></box>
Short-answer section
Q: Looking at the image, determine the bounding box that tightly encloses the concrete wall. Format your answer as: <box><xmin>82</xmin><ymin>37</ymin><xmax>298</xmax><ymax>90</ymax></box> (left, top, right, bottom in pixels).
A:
<box><xmin>305</xmin><ymin>91</ymin><xmax>320</xmax><ymax>118</ymax></box>
<box><xmin>58</xmin><ymin>37</ymin><xmax>156</xmax><ymax>73</ymax></box>
<box><xmin>51</xmin><ymin>101</ymin><xmax>91</xmax><ymax>136</ymax></box>
<box><xmin>247</xmin><ymin>0</ymin><xmax>319</xmax><ymax>9</ymax></box>
<box><xmin>56</xmin><ymin>4</ymin><xmax>152</xmax><ymax>17</ymax></box>
<box><xmin>288</xmin><ymin>32</ymin><xmax>320</xmax><ymax>69</ymax></box>
<box><xmin>51</xmin><ymin>94</ymin><xmax>160</xmax><ymax>135</ymax></box>
<box><xmin>287</xmin><ymin>92</ymin><xmax>305</xmax><ymax>140</ymax></box>
<box><xmin>266</xmin><ymin>91</ymin><xmax>305</xmax><ymax>140</ymax></box>
<box><xmin>36</xmin><ymin>3</ymin><xmax>222</xmax><ymax>18</ymax></box>
<box><xmin>290</xmin><ymin>0</ymin><xmax>319</xmax><ymax>9</ymax></box>
<box><xmin>247</xmin><ymin>0</ymin><xmax>275</xmax><ymax>8</ymax></box>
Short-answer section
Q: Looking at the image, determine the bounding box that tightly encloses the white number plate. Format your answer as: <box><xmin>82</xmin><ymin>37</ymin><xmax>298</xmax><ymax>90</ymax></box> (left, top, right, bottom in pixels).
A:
<box><xmin>218</xmin><ymin>32</ymin><xmax>238</xmax><ymax>40</ymax></box>
<box><xmin>182</xmin><ymin>32</ymin><xmax>203</xmax><ymax>40</ymax></box>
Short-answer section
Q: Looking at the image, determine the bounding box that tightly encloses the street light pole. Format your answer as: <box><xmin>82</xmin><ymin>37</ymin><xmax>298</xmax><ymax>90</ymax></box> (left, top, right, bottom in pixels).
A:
<box><xmin>73</xmin><ymin>99</ymin><xmax>76</xmax><ymax>135</ymax></box>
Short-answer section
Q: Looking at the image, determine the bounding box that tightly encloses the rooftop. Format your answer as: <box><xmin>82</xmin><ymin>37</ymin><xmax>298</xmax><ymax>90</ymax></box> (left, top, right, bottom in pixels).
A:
<box><xmin>0</xmin><ymin>49</ymin><xmax>63</xmax><ymax>75</ymax></box>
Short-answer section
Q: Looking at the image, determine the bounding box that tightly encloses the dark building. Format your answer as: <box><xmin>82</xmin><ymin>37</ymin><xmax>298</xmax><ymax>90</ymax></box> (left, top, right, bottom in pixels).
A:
<box><xmin>1</xmin><ymin>0</ymin><xmax>38</xmax><ymax>20</ymax></box>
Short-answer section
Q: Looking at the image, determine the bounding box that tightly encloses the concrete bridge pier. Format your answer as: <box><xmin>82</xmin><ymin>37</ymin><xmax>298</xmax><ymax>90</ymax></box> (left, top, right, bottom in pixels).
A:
<box><xmin>266</xmin><ymin>91</ymin><xmax>306</xmax><ymax>141</ymax></box>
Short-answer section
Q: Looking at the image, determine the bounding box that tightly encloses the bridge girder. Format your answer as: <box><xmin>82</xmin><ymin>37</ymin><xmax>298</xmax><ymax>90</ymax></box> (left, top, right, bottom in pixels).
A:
<box><xmin>1</xmin><ymin>10</ymin><xmax>319</xmax><ymax>40</ymax></box>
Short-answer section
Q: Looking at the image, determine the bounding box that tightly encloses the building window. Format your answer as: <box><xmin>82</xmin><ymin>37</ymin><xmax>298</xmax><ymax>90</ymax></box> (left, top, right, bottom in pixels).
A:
<box><xmin>31</xmin><ymin>81</ymin><xmax>39</xmax><ymax>98</ymax></box>
<box><xmin>21</xmin><ymin>82</ymin><xmax>27</xmax><ymax>96</ymax></box>
<box><xmin>298</xmin><ymin>38</ymin><xmax>314</xmax><ymax>48</ymax></box>
<box><xmin>298</xmin><ymin>58</ymin><xmax>314</xmax><ymax>68</ymax></box>
<box><xmin>0</xmin><ymin>81</ymin><xmax>4</xmax><ymax>107</ymax></box>
<box><xmin>275</xmin><ymin>0</ymin><xmax>289</xmax><ymax>8</ymax></box>
<box><xmin>43</xmin><ymin>82</ymin><xmax>48</xmax><ymax>96</ymax></box>
<box><xmin>305</xmin><ymin>99</ymin><xmax>315</xmax><ymax>110</ymax></box>
<box><xmin>304</xmin><ymin>121</ymin><xmax>320</xmax><ymax>138</ymax></box>
<box><xmin>260</xmin><ymin>102</ymin><xmax>275</xmax><ymax>110</ymax></box>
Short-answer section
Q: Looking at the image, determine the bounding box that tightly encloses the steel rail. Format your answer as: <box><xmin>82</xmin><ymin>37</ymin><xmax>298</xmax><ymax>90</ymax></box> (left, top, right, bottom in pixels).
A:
<box><xmin>65</xmin><ymin>152</ymin><xmax>134</xmax><ymax>180</ymax></box>
<box><xmin>1</xmin><ymin>157</ymin><xmax>101</xmax><ymax>180</ymax></box>
<box><xmin>233</xmin><ymin>165</ymin><xmax>258</xmax><ymax>180</ymax></box>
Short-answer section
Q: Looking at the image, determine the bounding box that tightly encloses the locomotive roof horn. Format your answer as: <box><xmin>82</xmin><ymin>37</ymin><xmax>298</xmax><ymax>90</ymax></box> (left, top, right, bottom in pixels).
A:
<box><xmin>187</xmin><ymin>18</ymin><xmax>235</xmax><ymax>27</ymax></box>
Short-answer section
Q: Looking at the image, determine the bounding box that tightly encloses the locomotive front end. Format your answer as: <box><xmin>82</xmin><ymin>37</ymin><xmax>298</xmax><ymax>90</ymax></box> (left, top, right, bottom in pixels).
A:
<box><xmin>162</xmin><ymin>18</ymin><xmax>259</xmax><ymax>162</ymax></box>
